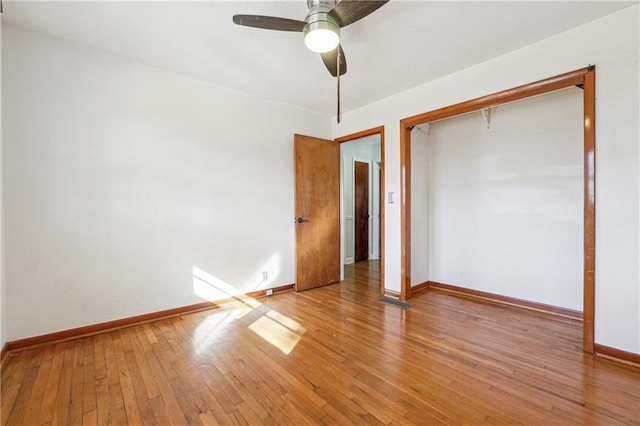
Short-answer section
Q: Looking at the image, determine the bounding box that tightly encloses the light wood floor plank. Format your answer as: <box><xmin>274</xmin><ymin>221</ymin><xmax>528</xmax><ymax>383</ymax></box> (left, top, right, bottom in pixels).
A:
<box><xmin>68</xmin><ymin>340</ymin><xmax>87</xmax><ymax>425</ymax></box>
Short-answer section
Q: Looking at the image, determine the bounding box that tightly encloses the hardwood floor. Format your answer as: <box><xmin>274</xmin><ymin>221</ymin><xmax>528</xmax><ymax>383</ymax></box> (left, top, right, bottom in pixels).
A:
<box><xmin>2</xmin><ymin>260</ymin><xmax>639</xmax><ymax>425</ymax></box>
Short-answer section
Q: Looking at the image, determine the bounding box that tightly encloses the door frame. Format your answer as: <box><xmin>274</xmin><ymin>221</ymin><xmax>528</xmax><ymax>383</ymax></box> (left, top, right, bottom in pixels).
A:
<box><xmin>399</xmin><ymin>67</ymin><xmax>596</xmax><ymax>353</ymax></box>
<box><xmin>336</xmin><ymin>126</ymin><xmax>385</xmax><ymax>297</ymax></box>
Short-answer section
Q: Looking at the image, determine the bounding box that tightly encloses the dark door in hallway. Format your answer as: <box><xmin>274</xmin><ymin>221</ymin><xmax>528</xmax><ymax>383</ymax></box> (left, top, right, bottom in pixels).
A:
<box><xmin>354</xmin><ymin>161</ymin><xmax>369</xmax><ymax>262</ymax></box>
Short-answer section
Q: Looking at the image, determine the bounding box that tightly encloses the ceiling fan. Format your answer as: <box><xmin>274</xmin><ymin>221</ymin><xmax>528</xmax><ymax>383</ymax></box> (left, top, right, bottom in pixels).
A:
<box><xmin>232</xmin><ymin>0</ymin><xmax>389</xmax><ymax>121</ymax></box>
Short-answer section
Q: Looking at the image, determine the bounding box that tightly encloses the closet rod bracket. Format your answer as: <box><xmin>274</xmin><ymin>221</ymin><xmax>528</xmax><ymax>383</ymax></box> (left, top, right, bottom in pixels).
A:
<box><xmin>481</xmin><ymin>107</ymin><xmax>492</xmax><ymax>129</ymax></box>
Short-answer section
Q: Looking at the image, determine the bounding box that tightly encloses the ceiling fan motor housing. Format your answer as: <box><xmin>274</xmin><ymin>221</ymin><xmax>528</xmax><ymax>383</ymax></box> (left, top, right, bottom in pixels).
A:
<box><xmin>304</xmin><ymin>0</ymin><xmax>341</xmax><ymax>52</ymax></box>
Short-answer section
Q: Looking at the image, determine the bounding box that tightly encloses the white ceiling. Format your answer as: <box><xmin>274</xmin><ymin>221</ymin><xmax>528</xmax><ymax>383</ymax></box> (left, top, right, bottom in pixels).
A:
<box><xmin>3</xmin><ymin>1</ymin><xmax>636</xmax><ymax>115</ymax></box>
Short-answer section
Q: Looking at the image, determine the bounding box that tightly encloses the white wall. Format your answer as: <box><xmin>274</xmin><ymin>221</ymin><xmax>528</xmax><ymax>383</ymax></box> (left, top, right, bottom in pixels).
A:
<box><xmin>2</xmin><ymin>25</ymin><xmax>331</xmax><ymax>340</ymax></box>
<box><xmin>333</xmin><ymin>6</ymin><xmax>640</xmax><ymax>354</ymax></box>
<box><xmin>425</xmin><ymin>89</ymin><xmax>583</xmax><ymax>310</ymax></box>
<box><xmin>0</xmin><ymin>15</ymin><xmax>5</xmax><ymax>350</ymax></box>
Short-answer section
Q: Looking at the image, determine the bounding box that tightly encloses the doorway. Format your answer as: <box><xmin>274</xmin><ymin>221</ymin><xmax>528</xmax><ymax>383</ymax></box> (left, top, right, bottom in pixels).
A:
<box><xmin>337</xmin><ymin>127</ymin><xmax>385</xmax><ymax>296</ymax></box>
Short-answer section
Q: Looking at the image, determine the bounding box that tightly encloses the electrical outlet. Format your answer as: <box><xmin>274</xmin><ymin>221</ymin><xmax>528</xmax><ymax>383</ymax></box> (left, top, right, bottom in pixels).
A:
<box><xmin>266</xmin><ymin>289</ymin><xmax>273</xmax><ymax>296</ymax></box>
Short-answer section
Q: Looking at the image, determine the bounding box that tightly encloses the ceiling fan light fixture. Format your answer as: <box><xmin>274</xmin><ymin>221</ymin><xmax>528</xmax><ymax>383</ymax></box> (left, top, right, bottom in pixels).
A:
<box><xmin>304</xmin><ymin>20</ymin><xmax>340</xmax><ymax>53</ymax></box>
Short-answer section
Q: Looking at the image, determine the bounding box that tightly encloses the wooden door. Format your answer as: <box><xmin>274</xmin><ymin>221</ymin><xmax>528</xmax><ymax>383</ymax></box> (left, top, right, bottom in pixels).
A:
<box><xmin>354</xmin><ymin>161</ymin><xmax>369</xmax><ymax>262</ymax></box>
<box><xmin>294</xmin><ymin>134</ymin><xmax>340</xmax><ymax>291</ymax></box>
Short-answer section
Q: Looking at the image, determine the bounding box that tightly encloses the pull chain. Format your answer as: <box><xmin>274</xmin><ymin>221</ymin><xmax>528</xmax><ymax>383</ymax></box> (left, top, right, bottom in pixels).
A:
<box><xmin>337</xmin><ymin>49</ymin><xmax>341</xmax><ymax>124</ymax></box>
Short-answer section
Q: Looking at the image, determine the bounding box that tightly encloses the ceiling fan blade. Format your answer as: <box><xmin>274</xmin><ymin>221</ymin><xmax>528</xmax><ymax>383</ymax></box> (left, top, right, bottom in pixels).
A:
<box><xmin>232</xmin><ymin>15</ymin><xmax>306</xmax><ymax>32</ymax></box>
<box><xmin>328</xmin><ymin>0</ymin><xmax>389</xmax><ymax>28</ymax></box>
<box><xmin>321</xmin><ymin>45</ymin><xmax>347</xmax><ymax>77</ymax></box>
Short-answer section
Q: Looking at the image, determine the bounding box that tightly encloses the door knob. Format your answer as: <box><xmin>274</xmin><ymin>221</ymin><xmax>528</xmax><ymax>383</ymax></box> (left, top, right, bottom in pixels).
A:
<box><xmin>296</xmin><ymin>217</ymin><xmax>309</xmax><ymax>223</ymax></box>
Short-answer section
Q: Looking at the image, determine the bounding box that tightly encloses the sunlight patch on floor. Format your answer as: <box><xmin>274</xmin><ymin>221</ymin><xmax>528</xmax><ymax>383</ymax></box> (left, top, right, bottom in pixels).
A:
<box><xmin>192</xmin><ymin>265</ymin><xmax>304</xmax><ymax>355</ymax></box>
<box><xmin>192</xmin><ymin>310</ymin><xmax>239</xmax><ymax>356</ymax></box>
<box><xmin>248</xmin><ymin>313</ymin><xmax>305</xmax><ymax>355</ymax></box>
